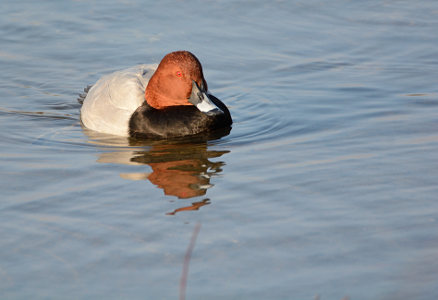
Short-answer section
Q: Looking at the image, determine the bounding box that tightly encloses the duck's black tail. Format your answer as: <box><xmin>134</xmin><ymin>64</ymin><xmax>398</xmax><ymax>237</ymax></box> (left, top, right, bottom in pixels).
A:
<box><xmin>77</xmin><ymin>85</ymin><xmax>92</xmax><ymax>105</ymax></box>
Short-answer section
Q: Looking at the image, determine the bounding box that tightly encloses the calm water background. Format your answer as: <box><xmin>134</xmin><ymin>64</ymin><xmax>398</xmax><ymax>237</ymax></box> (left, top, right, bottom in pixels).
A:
<box><xmin>1</xmin><ymin>1</ymin><xmax>438</xmax><ymax>299</ymax></box>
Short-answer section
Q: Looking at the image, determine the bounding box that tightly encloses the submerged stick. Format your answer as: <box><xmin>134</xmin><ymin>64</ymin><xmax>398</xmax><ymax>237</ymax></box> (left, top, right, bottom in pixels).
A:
<box><xmin>179</xmin><ymin>222</ymin><xmax>202</xmax><ymax>300</ymax></box>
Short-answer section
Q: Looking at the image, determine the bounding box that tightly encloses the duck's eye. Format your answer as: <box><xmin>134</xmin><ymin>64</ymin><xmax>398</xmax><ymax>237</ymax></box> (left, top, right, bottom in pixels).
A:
<box><xmin>176</xmin><ymin>71</ymin><xmax>182</xmax><ymax>77</ymax></box>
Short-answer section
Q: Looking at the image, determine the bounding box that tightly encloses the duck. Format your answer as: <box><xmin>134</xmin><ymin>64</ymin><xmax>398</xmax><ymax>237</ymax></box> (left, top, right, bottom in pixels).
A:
<box><xmin>80</xmin><ymin>51</ymin><xmax>232</xmax><ymax>139</ymax></box>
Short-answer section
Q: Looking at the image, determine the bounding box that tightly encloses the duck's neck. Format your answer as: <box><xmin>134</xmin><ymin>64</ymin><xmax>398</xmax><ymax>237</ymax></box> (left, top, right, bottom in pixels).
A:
<box><xmin>145</xmin><ymin>80</ymin><xmax>193</xmax><ymax>110</ymax></box>
<box><xmin>145</xmin><ymin>90</ymin><xmax>192</xmax><ymax>109</ymax></box>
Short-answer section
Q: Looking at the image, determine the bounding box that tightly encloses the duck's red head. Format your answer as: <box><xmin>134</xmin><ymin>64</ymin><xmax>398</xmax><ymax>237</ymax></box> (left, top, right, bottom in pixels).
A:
<box><xmin>145</xmin><ymin>51</ymin><xmax>208</xmax><ymax>109</ymax></box>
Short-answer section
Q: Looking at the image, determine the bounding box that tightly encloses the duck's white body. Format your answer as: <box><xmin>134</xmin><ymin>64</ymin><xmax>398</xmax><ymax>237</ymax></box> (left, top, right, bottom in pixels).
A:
<box><xmin>80</xmin><ymin>64</ymin><xmax>158</xmax><ymax>136</ymax></box>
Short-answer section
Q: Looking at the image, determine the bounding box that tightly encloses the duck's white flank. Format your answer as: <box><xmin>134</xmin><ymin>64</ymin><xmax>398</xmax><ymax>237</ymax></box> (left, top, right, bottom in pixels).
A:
<box><xmin>80</xmin><ymin>64</ymin><xmax>158</xmax><ymax>136</ymax></box>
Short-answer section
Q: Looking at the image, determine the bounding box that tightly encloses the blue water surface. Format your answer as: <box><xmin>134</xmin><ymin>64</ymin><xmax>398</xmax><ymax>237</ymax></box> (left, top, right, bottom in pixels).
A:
<box><xmin>1</xmin><ymin>1</ymin><xmax>438</xmax><ymax>299</ymax></box>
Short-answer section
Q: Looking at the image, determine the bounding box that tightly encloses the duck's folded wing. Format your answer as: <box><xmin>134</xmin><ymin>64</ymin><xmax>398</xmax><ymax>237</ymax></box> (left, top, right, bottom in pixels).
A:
<box><xmin>80</xmin><ymin>64</ymin><xmax>157</xmax><ymax>136</ymax></box>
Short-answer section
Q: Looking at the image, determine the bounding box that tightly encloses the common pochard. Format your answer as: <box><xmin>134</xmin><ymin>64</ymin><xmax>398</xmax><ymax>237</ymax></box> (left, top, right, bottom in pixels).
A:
<box><xmin>80</xmin><ymin>51</ymin><xmax>232</xmax><ymax>138</ymax></box>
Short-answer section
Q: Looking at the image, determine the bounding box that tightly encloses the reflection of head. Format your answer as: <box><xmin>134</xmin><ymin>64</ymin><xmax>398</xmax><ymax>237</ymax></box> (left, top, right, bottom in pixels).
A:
<box><xmin>147</xmin><ymin>159</ymin><xmax>209</xmax><ymax>198</ymax></box>
<box><xmin>131</xmin><ymin>143</ymin><xmax>228</xmax><ymax>199</ymax></box>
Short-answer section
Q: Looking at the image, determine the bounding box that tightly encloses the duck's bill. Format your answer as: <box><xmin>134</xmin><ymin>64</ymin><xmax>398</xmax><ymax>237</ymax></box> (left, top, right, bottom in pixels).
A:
<box><xmin>188</xmin><ymin>80</ymin><xmax>223</xmax><ymax>116</ymax></box>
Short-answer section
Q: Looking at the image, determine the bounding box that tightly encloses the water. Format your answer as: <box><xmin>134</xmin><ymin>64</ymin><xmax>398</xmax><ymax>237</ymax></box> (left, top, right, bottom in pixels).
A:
<box><xmin>1</xmin><ymin>1</ymin><xmax>438</xmax><ymax>299</ymax></box>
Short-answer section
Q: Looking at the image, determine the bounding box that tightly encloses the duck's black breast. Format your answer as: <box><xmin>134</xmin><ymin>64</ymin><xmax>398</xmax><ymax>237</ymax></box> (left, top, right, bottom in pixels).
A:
<box><xmin>128</xmin><ymin>97</ymin><xmax>232</xmax><ymax>139</ymax></box>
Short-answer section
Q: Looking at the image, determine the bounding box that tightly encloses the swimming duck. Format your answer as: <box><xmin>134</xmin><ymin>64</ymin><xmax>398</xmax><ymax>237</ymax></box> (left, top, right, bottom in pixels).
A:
<box><xmin>80</xmin><ymin>51</ymin><xmax>232</xmax><ymax>138</ymax></box>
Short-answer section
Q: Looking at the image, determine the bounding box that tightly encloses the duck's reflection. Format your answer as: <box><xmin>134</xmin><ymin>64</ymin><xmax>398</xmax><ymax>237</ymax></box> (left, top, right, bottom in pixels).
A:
<box><xmin>121</xmin><ymin>143</ymin><xmax>228</xmax><ymax>199</ymax></box>
<box><xmin>83</xmin><ymin>128</ymin><xmax>230</xmax><ymax>212</ymax></box>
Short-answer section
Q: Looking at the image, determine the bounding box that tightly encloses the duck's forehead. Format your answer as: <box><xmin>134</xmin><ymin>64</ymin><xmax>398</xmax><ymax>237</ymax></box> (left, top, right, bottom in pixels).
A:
<box><xmin>165</xmin><ymin>51</ymin><xmax>199</xmax><ymax>63</ymax></box>
<box><xmin>162</xmin><ymin>52</ymin><xmax>202</xmax><ymax>70</ymax></box>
